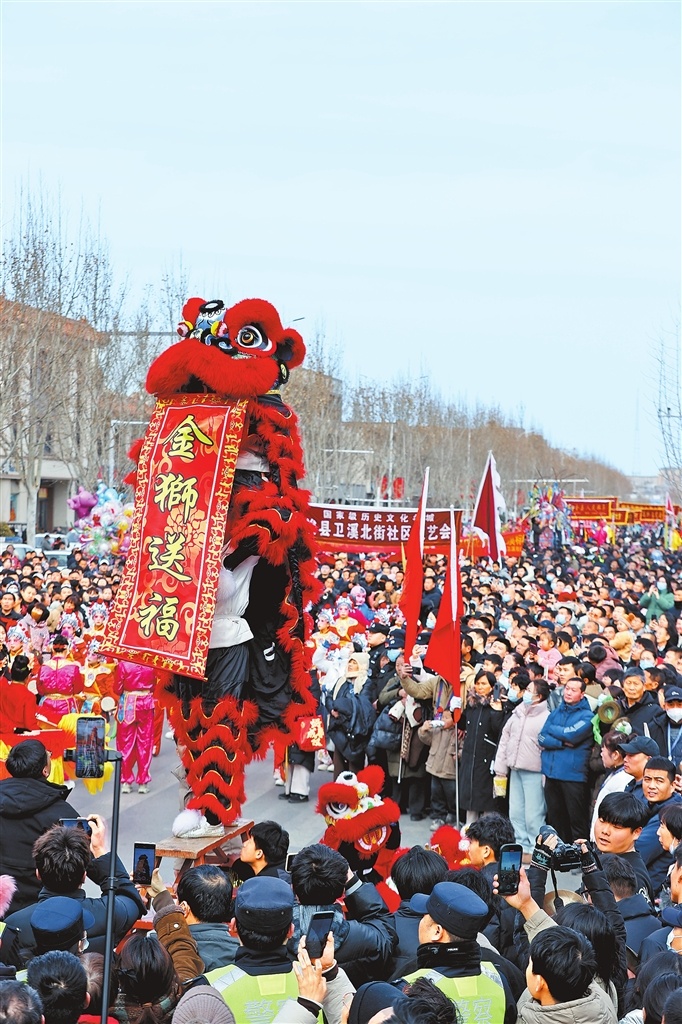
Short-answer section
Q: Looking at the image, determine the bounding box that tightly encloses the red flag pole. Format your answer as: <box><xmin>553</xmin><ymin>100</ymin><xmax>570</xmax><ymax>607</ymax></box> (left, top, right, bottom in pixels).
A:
<box><xmin>424</xmin><ymin>508</ymin><xmax>461</xmax><ymax>702</ymax></box>
<box><xmin>425</xmin><ymin>507</ymin><xmax>462</xmax><ymax>824</ymax></box>
<box><xmin>399</xmin><ymin>468</ymin><xmax>429</xmax><ymax>657</ymax></box>
<box><xmin>471</xmin><ymin>451</ymin><xmax>506</xmax><ymax>563</ymax></box>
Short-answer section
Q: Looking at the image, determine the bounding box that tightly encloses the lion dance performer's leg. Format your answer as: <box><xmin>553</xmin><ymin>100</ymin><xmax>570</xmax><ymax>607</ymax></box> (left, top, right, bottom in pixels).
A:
<box><xmin>166</xmin><ymin>549</ymin><xmax>259</xmax><ymax>828</ymax></box>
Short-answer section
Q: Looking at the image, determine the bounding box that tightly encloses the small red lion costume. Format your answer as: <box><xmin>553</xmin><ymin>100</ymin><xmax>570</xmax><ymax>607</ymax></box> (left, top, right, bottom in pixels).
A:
<box><xmin>317</xmin><ymin>766</ymin><xmax>401</xmax><ymax>883</ymax></box>
<box><xmin>127</xmin><ymin>298</ymin><xmax>320</xmax><ymax>827</ymax></box>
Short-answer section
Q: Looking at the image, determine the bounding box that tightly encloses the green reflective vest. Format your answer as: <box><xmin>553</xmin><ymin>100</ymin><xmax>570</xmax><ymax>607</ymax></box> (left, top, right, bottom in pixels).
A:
<box><xmin>205</xmin><ymin>963</ymin><xmax>321</xmax><ymax>1024</ymax></box>
<box><xmin>403</xmin><ymin>962</ymin><xmax>506</xmax><ymax>1024</ymax></box>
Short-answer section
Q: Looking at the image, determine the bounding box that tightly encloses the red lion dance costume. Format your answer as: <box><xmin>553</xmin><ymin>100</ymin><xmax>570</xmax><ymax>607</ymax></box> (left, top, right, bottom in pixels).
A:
<box><xmin>124</xmin><ymin>298</ymin><xmax>319</xmax><ymax>835</ymax></box>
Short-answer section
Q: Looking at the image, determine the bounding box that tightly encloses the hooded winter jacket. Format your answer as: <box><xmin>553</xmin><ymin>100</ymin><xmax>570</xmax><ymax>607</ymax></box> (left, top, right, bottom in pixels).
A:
<box><xmin>0</xmin><ymin>775</ymin><xmax>80</xmax><ymax>915</ymax></box>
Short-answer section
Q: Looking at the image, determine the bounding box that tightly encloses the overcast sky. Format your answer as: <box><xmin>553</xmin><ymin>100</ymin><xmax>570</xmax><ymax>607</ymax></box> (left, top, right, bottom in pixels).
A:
<box><xmin>3</xmin><ymin>1</ymin><xmax>680</xmax><ymax>479</ymax></box>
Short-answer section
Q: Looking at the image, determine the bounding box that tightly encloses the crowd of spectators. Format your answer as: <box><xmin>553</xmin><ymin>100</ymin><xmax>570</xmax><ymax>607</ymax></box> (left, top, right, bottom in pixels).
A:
<box><xmin>2</xmin><ymin>528</ymin><xmax>682</xmax><ymax>1022</ymax></box>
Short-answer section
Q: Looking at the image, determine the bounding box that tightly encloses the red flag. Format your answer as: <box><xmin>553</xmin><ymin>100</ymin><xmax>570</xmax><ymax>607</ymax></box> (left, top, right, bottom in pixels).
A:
<box><xmin>471</xmin><ymin>452</ymin><xmax>506</xmax><ymax>561</ymax></box>
<box><xmin>425</xmin><ymin>509</ymin><xmax>461</xmax><ymax>701</ymax></box>
<box><xmin>400</xmin><ymin>468</ymin><xmax>429</xmax><ymax>656</ymax></box>
<box><xmin>666</xmin><ymin>493</ymin><xmax>675</xmax><ymax>521</ymax></box>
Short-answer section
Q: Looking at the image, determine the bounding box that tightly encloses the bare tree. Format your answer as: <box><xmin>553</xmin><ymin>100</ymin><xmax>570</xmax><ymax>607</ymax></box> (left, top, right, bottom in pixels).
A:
<box><xmin>0</xmin><ymin>187</ymin><xmax>157</xmax><ymax>539</ymax></box>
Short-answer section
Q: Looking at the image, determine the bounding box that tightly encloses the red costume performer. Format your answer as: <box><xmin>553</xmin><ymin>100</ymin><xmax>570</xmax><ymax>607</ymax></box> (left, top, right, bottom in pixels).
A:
<box><xmin>37</xmin><ymin>636</ymin><xmax>82</xmax><ymax>723</ymax></box>
<box><xmin>114</xmin><ymin>660</ymin><xmax>158</xmax><ymax>791</ymax></box>
<box><xmin>125</xmin><ymin>298</ymin><xmax>319</xmax><ymax>834</ymax></box>
<box><xmin>0</xmin><ymin>657</ymin><xmax>37</xmax><ymax>733</ymax></box>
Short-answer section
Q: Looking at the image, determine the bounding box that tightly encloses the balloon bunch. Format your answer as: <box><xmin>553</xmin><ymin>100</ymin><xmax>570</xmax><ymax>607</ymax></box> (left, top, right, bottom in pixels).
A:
<box><xmin>71</xmin><ymin>483</ymin><xmax>134</xmax><ymax>557</ymax></box>
<box><xmin>527</xmin><ymin>482</ymin><xmax>572</xmax><ymax>538</ymax></box>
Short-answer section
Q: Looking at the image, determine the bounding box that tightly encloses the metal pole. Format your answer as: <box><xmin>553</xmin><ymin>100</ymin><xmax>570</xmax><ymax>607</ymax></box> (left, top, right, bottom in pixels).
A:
<box><xmin>453</xmin><ymin>724</ymin><xmax>460</xmax><ymax>830</ymax></box>
<box><xmin>101</xmin><ymin>750</ymin><xmax>122</xmax><ymax>1024</ymax></box>
<box><xmin>397</xmin><ymin>716</ymin><xmax>406</xmax><ymax>785</ymax></box>
<box><xmin>108</xmin><ymin>422</ymin><xmax>116</xmax><ymax>490</ymax></box>
<box><xmin>387</xmin><ymin>422</ymin><xmax>394</xmax><ymax>509</ymax></box>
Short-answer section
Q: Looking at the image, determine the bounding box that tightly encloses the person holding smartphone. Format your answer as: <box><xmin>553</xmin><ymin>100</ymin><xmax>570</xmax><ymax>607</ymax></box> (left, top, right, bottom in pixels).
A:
<box><xmin>0</xmin><ymin>738</ymin><xmax>80</xmax><ymax>916</ymax></box>
<box><xmin>0</xmin><ymin>814</ymin><xmax>146</xmax><ymax>966</ymax></box>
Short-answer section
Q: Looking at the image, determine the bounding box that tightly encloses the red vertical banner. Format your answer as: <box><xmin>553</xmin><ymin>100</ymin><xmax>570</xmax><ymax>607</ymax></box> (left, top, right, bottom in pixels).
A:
<box><xmin>471</xmin><ymin>452</ymin><xmax>506</xmax><ymax>561</ymax></box>
<box><xmin>100</xmin><ymin>395</ymin><xmax>247</xmax><ymax>678</ymax></box>
<box><xmin>400</xmin><ymin>468</ymin><xmax>429</xmax><ymax>657</ymax></box>
<box><xmin>425</xmin><ymin>510</ymin><xmax>462</xmax><ymax>698</ymax></box>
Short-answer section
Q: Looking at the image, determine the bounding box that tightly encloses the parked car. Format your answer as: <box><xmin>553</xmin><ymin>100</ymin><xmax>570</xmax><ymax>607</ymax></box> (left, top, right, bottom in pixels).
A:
<box><xmin>42</xmin><ymin>550</ymin><xmax>71</xmax><ymax>568</ymax></box>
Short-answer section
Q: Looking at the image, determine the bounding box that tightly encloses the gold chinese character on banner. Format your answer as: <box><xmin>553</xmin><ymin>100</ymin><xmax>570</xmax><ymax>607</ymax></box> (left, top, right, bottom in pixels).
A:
<box><xmin>154</xmin><ymin>472</ymin><xmax>199</xmax><ymax>521</ymax></box>
<box><xmin>148</xmin><ymin>533</ymin><xmax>192</xmax><ymax>582</ymax></box>
<box><xmin>167</xmin><ymin>415</ymin><xmax>215</xmax><ymax>461</ymax></box>
<box><xmin>305</xmin><ymin>718</ymin><xmax>325</xmax><ymax>748</ymax></box>
<box><xmin>138</xmin><ymin>593</ymin><xmax>180</xmax><ymax>642</ymax></box>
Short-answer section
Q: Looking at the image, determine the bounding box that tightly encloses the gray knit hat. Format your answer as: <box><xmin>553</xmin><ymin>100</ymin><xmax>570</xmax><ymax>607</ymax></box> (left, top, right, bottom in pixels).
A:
<box><xmin>172</xmin><ymin>985</ymin><xmax>235</xmax><ymax>1024</ymax></box>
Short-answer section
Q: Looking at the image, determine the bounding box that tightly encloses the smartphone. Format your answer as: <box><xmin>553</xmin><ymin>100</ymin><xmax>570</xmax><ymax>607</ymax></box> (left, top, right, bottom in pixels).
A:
<box><xmin>304</xmin><ymin>910</ymin><xmax>335</xmax><ymax>960</ymax></box>
<box><xmin>285</xmin><ymin>852</ymin><xmax>297</xmax><ymax>873</ymax></box>
<box><xmin>497</xmin><ymin>843</ymin><xmax>523</xmax><ymax>896</ymax></box>
<box><xmin>75</xmin><ymin>715</ymin><xmax>105</xmax><ymax>778</ymax></box>
<box><xmin>132</xmin><ymin>843</ymin><xmax>156</xmax><ymax>886</ymax></box>
<box><xmin>59</xmin><ymin>817</ymin><xmax>92</xmax><ymax>837</ymax></box>
<box><xmin>626</xmin><ymin>945</ymin><xmax>641</xmax><ymax>975</ymax></box>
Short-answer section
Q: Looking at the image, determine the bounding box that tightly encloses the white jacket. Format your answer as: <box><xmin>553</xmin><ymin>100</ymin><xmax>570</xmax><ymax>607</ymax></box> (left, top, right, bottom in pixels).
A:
<box><xmin>494</xmin><ymin>701</ymin><xmax>550</xmax><ymax>776</ymax></box>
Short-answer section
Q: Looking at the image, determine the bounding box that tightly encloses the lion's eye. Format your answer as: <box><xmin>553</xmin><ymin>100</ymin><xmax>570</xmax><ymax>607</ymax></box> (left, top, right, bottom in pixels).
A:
<box><xmin>234</xmin><ymin>325</ymin><xmax>273</xmax><ymax>353</ymax></box>
<box><xmin>325</xmin><ymin>802</ymin><xmax>351</xmax><ymax>819</ymax></box>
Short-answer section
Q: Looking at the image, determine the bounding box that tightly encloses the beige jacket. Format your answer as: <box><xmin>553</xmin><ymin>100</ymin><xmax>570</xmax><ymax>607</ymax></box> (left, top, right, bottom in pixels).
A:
<box><xmin>519</xmin><ymin>909</ymin><xmax>618</xmax><ymax>1020</ymax></box>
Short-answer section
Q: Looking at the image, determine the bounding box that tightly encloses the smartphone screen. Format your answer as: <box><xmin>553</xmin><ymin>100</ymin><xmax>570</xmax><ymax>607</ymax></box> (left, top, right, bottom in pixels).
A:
<box><xmin>132</xmin><ymin>843</ymin><xmax>156</xmax><ymax>886</ymax></box>
<box><xmin>305</xmin><ymin>910</ymin><xmax>335</xmax><ymax>959</ymax></box>
<box><xmin>59</xmin><ymin>817</ymin><xmax>92</xmax><ymax>836</ymax></box>
<box><xmin>75</xmin><ymin>716</ymin><xmax>105</xmax><ymax>778</ymax></box>
<box><xmin>498</xmin><ymin>843</ymin><xmax>523</xmax><ymax>896</ymax></box>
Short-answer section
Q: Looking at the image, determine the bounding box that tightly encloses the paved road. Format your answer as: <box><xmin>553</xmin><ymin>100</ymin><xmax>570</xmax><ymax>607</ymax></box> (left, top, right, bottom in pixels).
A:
<box><xmin>72</xmin><ymin>729</ymin><xmax>435</xmax><ymax>884</ymax></box>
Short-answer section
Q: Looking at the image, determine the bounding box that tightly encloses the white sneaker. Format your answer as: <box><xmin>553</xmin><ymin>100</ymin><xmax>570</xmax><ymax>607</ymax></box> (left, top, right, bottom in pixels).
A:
<box><xmin>274</xmin><ymin>773</ymin><xmax>285</xmax><ymax>786</ymax></box>
<box><xmin>138</xmin><ymin>784</ymin><xmax>149</xmax><ymax>794</ymax></box>
<box><xmin>178</xmin><ymin>818</ymin><xmax>225</xmax><ymax>839</ymax></box>
<box><xmin>325</xmin><ymin>762</ymin><xmax>335</xmax><ymax>771</ymax></box>
<box><xmin>121</xmin><ymin>783</ymin><xmax>132</xmax><ymax>794</ymax></box>
<box><xmin>172</xmin><ymin>809</ymin><xmax>225</xmax><ymax>839</ymax></box>
<box><xmin>165</xmin><ymin>729</ymin><xmax>175</xmax><ymax>739</ymax></box>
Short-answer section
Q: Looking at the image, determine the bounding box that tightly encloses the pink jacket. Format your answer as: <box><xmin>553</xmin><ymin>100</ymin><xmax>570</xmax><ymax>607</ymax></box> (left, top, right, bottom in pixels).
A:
<box><xmin>38</xmin><ymin>658</ymin><xmax>82</xmax><ymax>697</ymax></box>
<box><xmin>536</xmin><ymin>648</ymin><xmax>561</xmax><ymax>681</ymax></box>
<box><xmin>494</xmin><ymin>701</ymin><xmax>550</xmax><ymax>775</ymax></box>
<box><xmin>114</xmin><ymin>661</ymin><xmax>157</xmax><ymax>694</ymax></box>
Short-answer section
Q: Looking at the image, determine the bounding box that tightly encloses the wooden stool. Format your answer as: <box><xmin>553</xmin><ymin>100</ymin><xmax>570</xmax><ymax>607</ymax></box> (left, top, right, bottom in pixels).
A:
<box><xmin>155</xmin><ymin>818</ymin><xmax>254</xmax><ymax>882</ymax></box>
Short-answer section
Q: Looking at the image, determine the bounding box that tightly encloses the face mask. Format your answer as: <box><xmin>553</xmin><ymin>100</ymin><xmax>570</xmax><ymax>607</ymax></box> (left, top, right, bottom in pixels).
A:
<box><xmin>507</xmin><ymin>689</ymin><xmax>521</xmax><ymax>703</ymax></box>
<box><xmin>658</xmin><ymin>580</ymin><xmax>667</xmax><ymax>591</ymax></box>
<box><xmin>640</xmin><ymin>660</ymin><xmax>655</xmax><ymax>670</ymax></box>
<box><xmin>498</xmin><ymin>619</ymin><xmax>511</xmax><ymax>632</ymax></box>
<box><xmin>556</xmin><ymin>613</ymin><xmax>567</xmax><ymax>625</ymax></box>
<box><xmin>387</xmin><ymin>649</ymin><xmax>401</xmax><ymax>663</ymax></box>
<box><xmin>667</xmin><ymin>708</ymin><xmax>682</xmax><ymax>724</ymax></box>
<box><xmin>522</xmin><ymin>692</ymin><xmax>534</xmax><ymax>704</ymax></box>
<box><xmin>501</xmin><ymin>594</ymin><xmax>511</xmax><ymax>603</ymax></box>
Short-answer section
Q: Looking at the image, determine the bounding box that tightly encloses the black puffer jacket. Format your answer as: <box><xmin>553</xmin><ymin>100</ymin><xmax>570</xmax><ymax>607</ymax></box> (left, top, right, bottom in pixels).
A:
<box><xmin>0</xmin><ymin>776</ymin><xmax>80</xmax><ymax>915</ymax></box>
<box><xmin>290</xmin><ymin>875</ymin><xmax>397</xmax><ymax>986</ymax></box>
<box><xmin>0</xmin><ymin>852</ymin><xmax>146</xmax><ymax>966</ymax></box>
